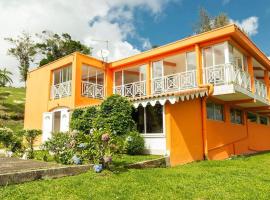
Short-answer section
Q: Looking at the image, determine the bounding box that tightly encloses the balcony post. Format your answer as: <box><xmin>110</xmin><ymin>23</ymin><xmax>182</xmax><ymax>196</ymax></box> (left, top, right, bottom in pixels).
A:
<box><xmin>195</xmin><ymin>44</ymin><xmax>202</xmax><ymax>85</ymax></box>
<box><xmin>146</xmin><ymin>61</ymin><xmax>151</xmax><ymax>96</ymax></box>
<box><xmin>105</xmin><ymin>67</ymin><xmax>113</xmax><ymax>97</ymax></box>
<box><xmin>247</xmin><ymin>56</ymin><xmax>255</xmax><ymax>93</ymax></box>
<box><xmin>264</xmin><ymin>70</ymin><xmax>270</xmax><ymax>100</ymax></box>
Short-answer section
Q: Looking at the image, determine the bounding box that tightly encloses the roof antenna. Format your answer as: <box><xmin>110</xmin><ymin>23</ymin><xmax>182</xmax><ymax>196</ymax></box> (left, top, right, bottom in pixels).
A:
<box><xmin>91</xmin><ymin>39</ymin><xmax>110</xmax><ymax>62</ymax></box>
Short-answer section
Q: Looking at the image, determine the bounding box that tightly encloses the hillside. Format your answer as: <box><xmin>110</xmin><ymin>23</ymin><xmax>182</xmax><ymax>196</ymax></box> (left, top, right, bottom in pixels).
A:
<box><xmin>0</xmin><ymin>87</ymin><xmax>25</xmax><ymax>132</ymax></box>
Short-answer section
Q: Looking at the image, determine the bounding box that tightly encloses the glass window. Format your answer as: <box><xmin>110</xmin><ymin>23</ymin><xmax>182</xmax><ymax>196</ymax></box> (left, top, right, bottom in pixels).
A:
<box><xmin>186</xmin><ymin>51</ymin><xmax>197</xmax><ymax>71</ymax></box>
<box><xmin>114</xmin><ymin>71</ymin><xmax>122</xmax><ymax>86</ymax></box>
<box><xmin>133</xmin><ymin>104</ymin><xmax>164</xmax><ymax>134</ymax></box>
<box><xmin>152</xmin><ymin>60</ymin><xmax>163</xmax><ymax>78</ymax></box>
<box><xmin>230</xmin><ymin>109</ymin><xmax>243</xmax><ymax>124</ymax></box>
<box><xmin>213</xmin><ymin>44</ymin><xmax>225</xmax><ymax>65</ymax></box>
<box><xmin>203</xmin><ymin>47</ymin><xmax>213</xmax><ymax>68</ymax></box>
<box><xmin>53</xmin><ymin>65</ymin><xmax>72</xmax><ymax>85</ymax></box>
<box><xmin>247</xmin><ymin>112</ymin><xmax>257</xmax><ymax>123</ymax></box>
<box><xmin>260</xmin><ymin>116</ymin><xmax>269</xmax><ymax>125</ymax></box>
<box><xmin>206</xmin><ymin>101</ymin><xmax>224</xmax><ymax>121</ymax></box>
<box><xmin>81</xmin><ymin>65</ymin><xmax>104</xmax><ymax>85</ymax></box>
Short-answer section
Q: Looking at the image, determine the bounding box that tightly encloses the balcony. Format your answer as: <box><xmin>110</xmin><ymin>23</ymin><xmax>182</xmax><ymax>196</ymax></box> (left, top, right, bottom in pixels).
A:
<box><xmin>255</xmin><ymin>79</ymin><xmax>268</xmax><ymax>101</ymax></box>
<box><xmin>81</xmin><ymin>81</ymin><xmax>104</xmax><ymax>99</ymax></box>
<box><xmin>204</xmin><ymin>64</ymin><xmax>251</xmax><ymax>91</ymax></box>
<box><xmin>152</xmin><ymin>70</ymin><xmax>197</xmax><ymax>94</ymax></box>
<box><xmin>51</xmin><ymin>81</ymin><xmax>72</xmax><ymax>99</ymax></box>
<box><xmin>114</xmin><ymin>80</ymin><xmax>146</xmax><ymax>98</ymax></box>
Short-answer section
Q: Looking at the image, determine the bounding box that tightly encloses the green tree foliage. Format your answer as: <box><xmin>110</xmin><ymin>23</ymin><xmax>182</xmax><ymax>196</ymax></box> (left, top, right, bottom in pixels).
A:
<box><xmin>36</xmin><ymin>31</ymin><xmax>91</xmax><ymax>66</ymax></box>
<box><xmin>124</xmin><ymin>131</ymin><xmax>144</xmax><ymax>155</ymax></box>
<box><xmin>0</xmin><ymin>68</ymin><xmax>13</xmax><ymax>87</ymax></box>
<box><xmin>5</xmin><ymin>32</ymin><xmax>37</xmax><ymax>85</ymax></box>
<box><xmin>194</xmin><ymin>8</ymin><xmax>230</xmax><ymax>34</ymax></box>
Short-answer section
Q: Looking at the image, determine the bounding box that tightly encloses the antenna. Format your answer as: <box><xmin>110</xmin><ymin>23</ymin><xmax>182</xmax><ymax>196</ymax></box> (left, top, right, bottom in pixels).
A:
<box><xmin>91</xmin><ymin>39</ymin><xmax>110</xmax><ymax>62</ymax></box>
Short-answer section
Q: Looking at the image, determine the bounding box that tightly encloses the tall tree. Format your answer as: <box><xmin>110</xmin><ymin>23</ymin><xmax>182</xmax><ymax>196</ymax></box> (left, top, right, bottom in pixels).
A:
<box><xmin>0</xmin><ymin>68</ymin><xmax>13</xmax><ymax>87</ymax></box>
<box><xmin>5</xmin><ymin>32</ymin><xmax>37</xmax><ymax>86</ymax></box>
<box><xmin>193</xmin><ymin>8</ymin><xmax>230</xmax><ymax>34</ymax></box>
<box><xmin>36</xmin><ymin>31</ymin><xmax>91</xmax><ymax>66</ymax></box>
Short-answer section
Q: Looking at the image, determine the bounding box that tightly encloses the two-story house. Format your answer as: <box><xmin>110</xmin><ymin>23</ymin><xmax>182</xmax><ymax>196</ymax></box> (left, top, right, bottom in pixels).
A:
<box><xmin>24</xmin><ymin>24</ymin><xmax>270</xmax><ymax>166</ymax></box>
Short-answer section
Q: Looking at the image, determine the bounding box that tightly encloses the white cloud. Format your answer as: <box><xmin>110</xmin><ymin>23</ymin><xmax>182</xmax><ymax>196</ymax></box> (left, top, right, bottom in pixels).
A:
<box><xmin>231</xmin><ymin>16</ymin><xmax>259</xmax><ymax>36</ymax></box>
<box><xmin>0</xmin><ymin>0</ymin><xmax>171</xmax><ymax>86</ymax></box>
<box><xmin>222</xmin><ymin>0</ymin><xmax>231</xmax><ymax>5</ymax></box>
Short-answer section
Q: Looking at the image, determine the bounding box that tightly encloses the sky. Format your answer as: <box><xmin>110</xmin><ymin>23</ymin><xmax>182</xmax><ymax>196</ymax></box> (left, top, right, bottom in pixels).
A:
<box><xmin>0</xmin><ymin>0</ymin><xmax>269</xmax><ymax>87</ymax></box>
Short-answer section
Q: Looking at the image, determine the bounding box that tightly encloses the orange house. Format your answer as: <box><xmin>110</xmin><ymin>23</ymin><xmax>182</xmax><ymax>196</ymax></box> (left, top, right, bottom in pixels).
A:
<box><xmin>24</xmin><ymin>24</ymin><xmax>270</xmax><ymax>166</ymax></box>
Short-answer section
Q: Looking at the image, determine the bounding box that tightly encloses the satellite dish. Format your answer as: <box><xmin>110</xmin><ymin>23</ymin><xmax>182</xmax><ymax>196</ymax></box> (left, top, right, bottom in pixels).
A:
<box><xmin>97</xmin><ymin>49</ymin><xmax>110</xmax><ymax>59</ymax></box>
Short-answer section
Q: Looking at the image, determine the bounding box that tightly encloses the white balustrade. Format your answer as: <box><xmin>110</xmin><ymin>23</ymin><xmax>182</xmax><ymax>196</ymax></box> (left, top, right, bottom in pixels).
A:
<box><xmin>51</xmin><ymin>81</ymin><xmax>72</xmax><ymax>99</ymax></box>
<box><xmin>81</xmin><ymin>81</ymin><xmax>104</xmax><ymax>99</ymax></box>
<box><xmin>114</xmin><ymin>81</ymin><xmax>146</xmax><ymax>98</ymax></box>
<box><xmin>152</xmin><ymin>70</ymin><xmax>197</xmax><ymax>94</ymax></box>
<box><xmin>255</xmin><ymin>79</ymin><xmax>268</xmax><ymax>100</ymax></box>
<box><xmin>203</xmin><ymin>64</ymin><xmax>251</xmax><ymax>91</ymax></box>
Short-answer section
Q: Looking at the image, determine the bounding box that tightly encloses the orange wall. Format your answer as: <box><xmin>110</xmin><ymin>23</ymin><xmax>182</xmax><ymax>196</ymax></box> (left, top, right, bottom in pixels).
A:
<box><xmin>24</xmin><ymin>55</ymin><xmax>75</xmax><ymax>130</ymax></box>
<box><xmin>166</xmin><ymin>99</ymin><xmax>204</xmax><ymax>166</ymax></box>
<box><xmin>248</xmin><ymin>122</ymin><xmax>270</xmax><ymax>151</ymax></box>
<box><xmin>206</xmin><ymin>104</ymin><xmax>249</xmax><ymax>160</ymax></box>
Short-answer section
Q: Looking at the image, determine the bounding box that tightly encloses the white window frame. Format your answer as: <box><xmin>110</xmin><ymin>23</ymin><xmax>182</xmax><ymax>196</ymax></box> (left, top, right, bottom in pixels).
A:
<box><xmin>53</xmin><ymin>65</ymin><xmax>72</xmax><ymax>85</ymax></box>
<box><xmin>202</xmin><ymin>42</ymin><xmax>227</xmax><ymax>68</ymax></box>
<box><xmin>137</xmin><ymin>104</ymin><xmax>165</xmax><ymax>137</ymax></box>
<box><xmin>82</xmin><ymin>65</ymin><xmax>105</xmax><ymax>85</ymax></box>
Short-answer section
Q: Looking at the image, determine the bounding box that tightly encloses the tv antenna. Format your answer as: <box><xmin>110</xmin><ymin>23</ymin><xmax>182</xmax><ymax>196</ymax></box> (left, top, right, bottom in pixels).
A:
<box><xmin>91</xmin><ymin>39</ymin><xmax>110</xmax><ymax>62</ymax></box>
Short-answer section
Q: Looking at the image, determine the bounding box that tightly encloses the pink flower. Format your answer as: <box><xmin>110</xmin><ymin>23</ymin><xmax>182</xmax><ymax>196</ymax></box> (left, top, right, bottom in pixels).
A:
<box><xmin>101</xmin><ymin>133</ymin><xmax>110</xmax><ymax>142</ymax></box>
<box><xmin>103</xmin><ymin>155</ymin><xmax>112</xmax><ymax>163</ymax></box>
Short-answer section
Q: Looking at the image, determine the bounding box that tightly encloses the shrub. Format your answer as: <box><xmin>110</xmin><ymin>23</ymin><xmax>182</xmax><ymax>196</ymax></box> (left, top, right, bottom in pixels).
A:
<box><xmin>96</xmin><ymin>95</ymin><xmax>136</xmax><ymax>136</ymax></box>
<box><xmin>124</xmin><ymin>131</ymin><xmax>145</xmax><ymax>155</ymax></box>
<box><xmin>0</xmin><ymin>127</ymin><xmax>14</xmax><ymax>148</ymax></box>
<box><xmin>70</xmin><ymin>106</ymin><xmax>98</xmax><ymax>134</ymax></box>
<box><xmin>19</xmin><ymin>129</ymin><xmax>42</xmax><ymax>159</ymax></box>
<box><xmin>43</xmin><ymin>132</ymin><xmax>75</xmax><ymax>164</ymax></box>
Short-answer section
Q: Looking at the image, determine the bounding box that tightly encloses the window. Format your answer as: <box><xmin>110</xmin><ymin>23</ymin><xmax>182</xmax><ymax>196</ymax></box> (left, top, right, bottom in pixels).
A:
<box><xmin>203</xmin><ymin>43</ymin><xmax>225</xmax><ymax>68</ymax></box>
<box><xmin>206</xmin><ymin>101</ymin><xmax>224</xmax><ymax>121</ymax></box>
<box><xmin>186</xmin><ymin>51</ymin><xmax>197</xmax><ymax>71</ymax></box>
<box><xmin>230</xmin><ymin>109</ymin><xmax>243</xmax><ymax>124</ymax></box>
<box><xmin>259</xmin><ymin>116</ymin><xmax>269</xmax><ymax>125</ymax></box>
<box><xmin>53</xmin><ymin>65</ymin><xmax>72</xmax><ymax>85</ymax></box>
<box><xmin>133</xmin><ymin>104</ymin><xmax>164</xmax><ymax>134</ymax></box>
<box><xmin>81</xmin><ymin>65</ymin><xmax>104</xmax><ymax>85</ymax></box>
<box><xmin>114</xmin><ymin>65</ymin><xmax>146</xmax><ymax>86</ymax></box>
<box><xmin>247</xmin><ymin>112</ymin><xmax>257</xmax><ymax>123</ymax></box>
<box><xmin>152</xmin><ymin>61</ymin><xmax>163</xmax><ymax>78</ymax></box>
<box><xmin>228</xmin><ymin>44</ymin><xmax>246</xmax><ymax>70</ymax></box>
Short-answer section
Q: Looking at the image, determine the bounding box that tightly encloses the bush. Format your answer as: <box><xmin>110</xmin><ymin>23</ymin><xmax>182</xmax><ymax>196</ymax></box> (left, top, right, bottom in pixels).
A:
<box><xmin>70</xmin><ymin>106</ymin><xmax>98</xmax><ymax>134</ymax></box>
<box><xmin>19</xmin><ymin>129</ymin><xmax>42</xmax><ymax>159</ymax></box>
<box><xmin>96</xmin><ymin>95</ymin><xmax>136</xmax><ymax>135</ymax></box>
<box><xmin>124</xmin><ymin>131</ymin><xmax>145</xmax><ymax>155</ymax></box>
<box><xmin>0</xmin><ymin>127</ymin><xmax>14</xmax><ymax>148</ymax></box>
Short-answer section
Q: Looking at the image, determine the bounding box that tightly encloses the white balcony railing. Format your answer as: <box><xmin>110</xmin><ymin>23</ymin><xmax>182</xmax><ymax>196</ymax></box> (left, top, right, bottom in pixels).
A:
<box><xmin>152</xmin><ymin>70</ymin><xmax>197</xmax><ymax>94</ymax></box>
<box><xmin>255</xmin><ymin>79</ymin><xmax>268</xmax><ymax>100</ymax></box>
<box><xmin>203</xmin><ymin>64</ymin><xmax>251</xmax><ymax>91</ymax></box>
<box><xmin>114</xmin><ymin>80</ymin><xmax>146</xmax><ymax>98</ymax></box>
<box><xmin>51</xmin><ymin>81</ymin><xmax>72</xmax><ymax>99</ymax></box>
<box><xmin>81</xmin><ymin>81</ymin><xmax>104</xmax><ymax>99</ymax></box>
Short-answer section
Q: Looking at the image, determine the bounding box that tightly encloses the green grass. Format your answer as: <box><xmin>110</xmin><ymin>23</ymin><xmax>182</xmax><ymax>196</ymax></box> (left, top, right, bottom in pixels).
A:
<box><xmin>1</xmin><ymin>152</ymin><xmax>270</xmax><ymax>200</ymax></box>
<box><xmin>0</xmin><ymin>87</ymin><xmax>25</xmax><ymax>131</ymax></box>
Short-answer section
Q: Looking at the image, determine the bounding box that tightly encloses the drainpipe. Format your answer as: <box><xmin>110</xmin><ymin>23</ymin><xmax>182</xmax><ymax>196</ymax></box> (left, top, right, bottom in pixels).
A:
<box><xmin>200</xmin><ymin>84</ymin><xmax>214</xmax><ymax>160</ymax></box>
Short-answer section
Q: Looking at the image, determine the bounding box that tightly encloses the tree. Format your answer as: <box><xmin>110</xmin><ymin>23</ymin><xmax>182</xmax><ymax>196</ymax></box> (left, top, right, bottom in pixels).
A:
<box><xmin>193</xmin><ymin>8</ymin><xmax>230</xmax><ymax>34</ymax></box>
<box><xmin>5</xmin><ymin>32</ymin><xmax>37</xmax><ymax>86</ymax></box>
<box><xmin>36</xmin><ymin>31</ymin><xmax>91</xmax><ymax>66</ymax></box>
<box><xmin>0</xmin><ymin>68</ymin><xmax>13</xmax><ymax>87</ymax></box>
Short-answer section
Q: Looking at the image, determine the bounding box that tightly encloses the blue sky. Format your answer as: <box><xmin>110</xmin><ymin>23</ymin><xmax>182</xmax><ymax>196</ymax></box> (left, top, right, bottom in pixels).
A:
<box><xmin>130</xmin><ymin>0</ymin><xmax>270</xmax><ymax>56</ymax></box>
<box><xmin>0</xmin><ymin>0</ymin><xmax>269</xmax><ymax>86</ymax></box>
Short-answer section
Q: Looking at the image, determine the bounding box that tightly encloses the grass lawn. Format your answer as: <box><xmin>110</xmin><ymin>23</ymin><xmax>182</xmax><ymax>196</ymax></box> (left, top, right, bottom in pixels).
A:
<box><xmin>0</xmin><ymin>87</ymin><xmax>25</xmax><ymax>131</ymax></box>
<box><xmin>1</xmin><ymin>152</ymin><xmax>270</xmax><ymax>200</ymax></box>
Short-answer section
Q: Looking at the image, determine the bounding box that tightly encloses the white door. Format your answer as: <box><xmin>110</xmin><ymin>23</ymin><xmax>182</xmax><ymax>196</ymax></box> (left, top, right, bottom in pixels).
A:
<box><xmin>42</xmin><ymin>112</ymin><xmax>53</xmax><ymax>142</ymax></box>
<box><xmin>60</xmin><ymin>109</ymin><xmax>70</xmax><ymax>132</ymax></box>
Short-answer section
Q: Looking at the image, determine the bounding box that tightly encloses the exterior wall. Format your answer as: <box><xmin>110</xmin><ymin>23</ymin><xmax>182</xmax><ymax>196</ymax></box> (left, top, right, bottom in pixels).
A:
<box><xmin>207</xmin><ymin>104</ymin><xmax>249</xmax><ymax>160</ymax></box>
<box><xmin>248</xmin><ymin>122</ymin><xmax>270</xmax><ymax>151</ymax></box>
<box><xmin>24</xmin><ymin>55</ymin><xmax>75</xmax><ymax>131</ymax></box>
<box><xmin>166</xmin><ymin>99</ymin><xmax>204</xmax><ymax>166</ymax></box>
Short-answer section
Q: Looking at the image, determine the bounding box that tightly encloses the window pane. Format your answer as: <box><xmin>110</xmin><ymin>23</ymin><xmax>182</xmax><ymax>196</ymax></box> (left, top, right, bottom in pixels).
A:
<box><xmin>53</xmin><ymin>69</ymin><xmax>61</xmax><ymax>85</ymax></box>
<box><xmin>203</xmin><ymin>47</ymin><xmax>213</xmax><ymax>67</ymax></box>
<box><xmin>146</xmin><ymin>104</ymin><xmax>163</xmax><ymax>133</ymax></box>
<box><xmin>206</xmin><ymin>102</ymin><xmax>214</xmax><ymax>120</ymax></box>
<box><xmin>152</xmin><ymin>61</ymin><xmax>163</xmax><ymax>78</ymax></box>
<box><xmin>231</xmin><ymin>109</ymin><xmax>243</xmax><ymax>124</ymax></box>
<box><xmin>133</xmin><ymin>106</ymin><xmax>145</xmax><ymax>133</ymax></box>
<box><xmin>96</xmin><ymin>70</ymin><xmax>104</xmax><ymax>85</ymax></box>
<box><xmin>214</xmin><ymin>44</ymin><xmax>225</xmax><ymax>65</ymax></box>
<box><xmin>114</xmin><ymin>71</ymin><xmax>122</xmax><ymax>86</ymax></box>
<box><xmin>215</xmin><ymin>104</ymin><xmax>224</xmax><ymax>121</ymax></box>
<box><xmin>260</xmin><ymin>116</ymin><xmax>268</xmax><ymax>125</ymax></box>
<box><xmin>186</xmin><ymin>51</ymin><xmax>196</xmax><ymax>71</ymax></box>
<box><xmin>124</xmin><ymin>67</ymin><xmax>140</xmax><ymax>84</ymax></box>
<box><xmin>247</xmin><ymin>112</ymin><xmax>257</xmax><ymax>123</ymax></box>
